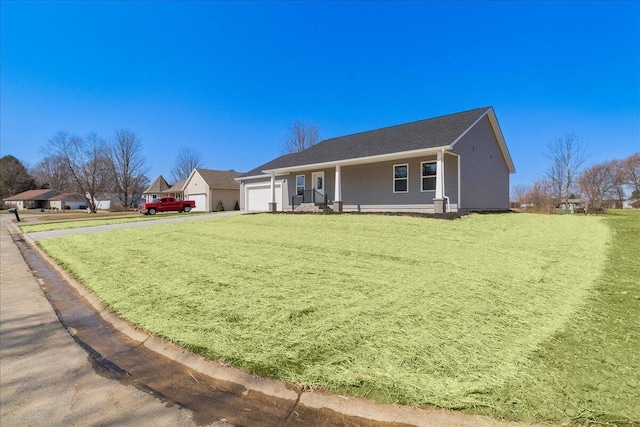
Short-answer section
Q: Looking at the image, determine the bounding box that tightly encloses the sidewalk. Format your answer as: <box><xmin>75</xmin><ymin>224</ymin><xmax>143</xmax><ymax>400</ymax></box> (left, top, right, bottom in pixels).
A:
<box><xmin>0</xmin><ymin>219</ymin><xmax>199</xmax><ymax>426</ymax></box>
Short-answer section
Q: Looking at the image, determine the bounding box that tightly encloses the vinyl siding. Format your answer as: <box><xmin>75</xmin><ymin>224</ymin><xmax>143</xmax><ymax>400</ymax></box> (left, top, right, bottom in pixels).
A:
<box><xmin>184</xmin><ymin>171</ymin><xmax>240</xmax><ymax>211</ymax></box>
<box><xmin>285</xmin><ymin>168</ymin><xmax>335</xmax><ymax>207</ymax></box>
<box><xmin>211</xmin><ymin>188</ymin><xmax>241</xmax><ymax>211</ymax></box>
<box><xmin>183</xmin><ymin>171</ymin><xmax>210</xmax><ymax>210</ymax></box>
<box><xmin>451</xmin><ymin>116</ymin><xmax>510</xmax><ymax>210</ymax></box>
<box><xmin>444</xmin><ymin>153</ymin><xmax>459</xmax><ymax>208</ymax></box>
<box><xmin>246</xmin><ymin>155</ymin><xmax>461</xmax><ymax>213</ymax></box>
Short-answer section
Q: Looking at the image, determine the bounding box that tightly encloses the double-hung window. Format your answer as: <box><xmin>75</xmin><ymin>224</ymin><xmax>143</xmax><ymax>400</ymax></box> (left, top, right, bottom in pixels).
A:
<box><xmin>296</xmin><ymin>175</ymin><xmax>305</xmax><ymax>196</ymax></box>
<box><xmin>393</xmin><ymin>164</ymin><xmax>408</xmax><ymax>193</ymax></box>
<box><xmin>421</xmin><ymin>161</ymin><xmax>437</xmax><ymax>191</ymax></box>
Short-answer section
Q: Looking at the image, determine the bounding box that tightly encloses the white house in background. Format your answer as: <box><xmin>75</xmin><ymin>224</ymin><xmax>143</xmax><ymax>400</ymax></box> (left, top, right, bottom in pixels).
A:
<box><xmin>3</xmin><ymin>189</ymin><xmax>62</xmax><ymax>209</ymax></box>
<box><xmin>3</xmin><ymin>189</ymin><xmax>89</xmax><ymax>210</ymax></box>
<box><xmin>182</xmin><ymin>168</ymin><xmax>243</xmax><ymax>212</ymax></box>
<box><xmin>163</xmin><ymin>179</ymin><xmax>186</xmax><ymax>200</ymax></box>
<box><xmin>49</xmin><ymin>192</ymin><xmax>86</xmax><ymax>210</ymax></box>
<box><xmin>86</xmin><ymin>193</ymin><xmax>144</xmax><ymax>210</ymax></box>
<box><xmin>142</xmin><ymin>175</ymin><xmax>171</xmax><ymax>202</ymax></box>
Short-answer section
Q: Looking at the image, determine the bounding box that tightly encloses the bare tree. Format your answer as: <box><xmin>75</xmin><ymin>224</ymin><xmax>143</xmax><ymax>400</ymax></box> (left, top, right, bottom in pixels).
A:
<box><xmin>522</xmin><ymin>179</ymin><xmax>554</xmax><ymax>212</ymax></box>
<box><xmin>31</xmin><ymin>154</ymin><xmax>73</xmax><ymax>191</ymax></box>
<box><xmin>170</xmin><ymin>148</ymin><xmax>203</xmax><ymax>183</ymax></box>
<box><xmin>511</xmin><ymin>184</ymin><xmax>529</xmax><ymax>207</ymax></box>
<box><xmin>620</xmin><ymin>152</ymin><xmax>640</xmax><ymax>196</ymax></box>
<box><xmin>544</xmin><ymin>133</ymin><xmax>590</xmax><ymax>207</ymax></box>
<box><xmin>579</xmin><ymin>162</ymin><xmax>614</xmax><ymax>209</ymax></box>
<box><xmin>47</xmin><ymin>130</ymin><xmax>110</xmax><ymax>213</ymax></box>
<box><xmin>0</xmin><ymin>155</ymin><xmax>36</xmax><ymax>198</ymax></box>
<box><xmin>609</xmin><ymin>159</ymin><xmax>627</xmax><ymax>208</ymax></box>
<box><xmin>108</xmin><ymin>129</ymin><xmax>150</xmax><ymax>208</ymax></box>
<box><xmin>282</xmin><ymin>120</ymin><xmax>321</xmax><ymax>154</ymax></box>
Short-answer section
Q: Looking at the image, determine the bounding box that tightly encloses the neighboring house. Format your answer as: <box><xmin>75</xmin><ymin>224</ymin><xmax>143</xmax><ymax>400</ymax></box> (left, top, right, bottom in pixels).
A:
<box><xmin>48</xmin><ymin>192</ymin><xmax>87</xmax><ymax>210</ymax></box>
<box><xmin>91</xmin><ymin>193</ymin><xmax>118</xmax><ymax>210</ymax></box>
<box><xmin>236</xmin><ymin>106</ymin><xmax>515</xmax><ymax>213</ymax></box>
<box><xmin>89</xmin><ymin>193</ymin><xmax>144</xmax><ymax>210</ymax></box>
<box><xmin>142</xmin><ymin>175</ymin><xmax>171</xmax><ymax>202</ymax></box>
<box><xmin>3</xmin><ymin>189</ymin><xmax>62</xmax><ymax>210</ymax></box>
<box><xmin>162</xmin><ymin>179</ymin><xmax>186</xmax><ymax>200</ymax></box>
<box><xmin>558</xmin><ymin>198</ymin><xmax>585</xmax><ymax>213</ymax></box>
<box><xmin>182</xmin><ymin>168</ymin><xmax>242</xmax><ymax>212</ymax></box>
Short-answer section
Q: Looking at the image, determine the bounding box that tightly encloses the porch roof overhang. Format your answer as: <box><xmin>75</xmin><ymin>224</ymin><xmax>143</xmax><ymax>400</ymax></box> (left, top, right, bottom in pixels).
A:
<box><xmin>257</xmin><ymin>145</ymin><xmax>452</xmax><ymax>176</ymax></box>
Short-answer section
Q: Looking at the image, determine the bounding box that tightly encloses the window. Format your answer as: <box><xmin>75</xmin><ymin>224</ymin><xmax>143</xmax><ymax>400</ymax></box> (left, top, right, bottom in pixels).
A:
<box><xmin>421</xmin><ymin>161</ymin><xmax>437</xmax><ymax>191</ymax></box>
<box><xmin>393</xmin><ymin>164</ymin><xmax>408</xmax><ymax>193</ymax></box>
<box><xmin>296</xmin><ymin>175</ymin><xmax>305</xmax><ymax>196</ymax></box>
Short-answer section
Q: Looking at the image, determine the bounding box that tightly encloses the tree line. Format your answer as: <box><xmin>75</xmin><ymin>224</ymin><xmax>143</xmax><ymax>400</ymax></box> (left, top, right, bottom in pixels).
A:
<box><xmin>1</xmin><ymin>119</ymin><xmax>319</xmax><ymax>212</ymax></box>
<box><xmin>0</xmin><ymin>129</ymin><xmax>205</xmax><ymax>212</ymax></box>
<box><xmin>512</xmin><ymin>133</ymin><xmax>640</xmax><ymax>212</ymax></box>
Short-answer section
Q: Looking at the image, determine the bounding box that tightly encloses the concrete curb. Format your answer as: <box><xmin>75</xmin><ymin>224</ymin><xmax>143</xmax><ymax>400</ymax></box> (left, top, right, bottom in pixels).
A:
<box><xmin>9</xmin><ymin>220</ymin><xmax>542</xmax><ymax>427</ymax></box>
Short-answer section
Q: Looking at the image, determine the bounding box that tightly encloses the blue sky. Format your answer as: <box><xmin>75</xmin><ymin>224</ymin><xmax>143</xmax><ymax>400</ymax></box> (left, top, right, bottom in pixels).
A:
<box><xmin>1</xmin><ymin>1</ymin><xmax>639</xmax><ymax>189</ymax></box>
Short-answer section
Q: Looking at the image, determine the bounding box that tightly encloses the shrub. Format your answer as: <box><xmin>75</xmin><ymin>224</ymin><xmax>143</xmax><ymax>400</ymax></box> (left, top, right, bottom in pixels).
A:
<box><xmin>216</xmin><ymin>200</ymin><xmax>225</xmax><ymax>212</ymax></box>
<box><xmin>109</xmin><ymin>201</ymin><xmax>127</xmax><ymax>212</ymax></box>
<box><xmin>234</xmin><ymin>200</ymin><xmax>240</xmax><ymax>210</ymax></box>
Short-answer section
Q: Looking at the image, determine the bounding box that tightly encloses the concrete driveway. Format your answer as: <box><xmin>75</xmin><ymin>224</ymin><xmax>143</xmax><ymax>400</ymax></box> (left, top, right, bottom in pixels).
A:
<box><xmin>27</xmin><ymin>210</ymin><xmax>245</xmax><ymax>241</ymax></box>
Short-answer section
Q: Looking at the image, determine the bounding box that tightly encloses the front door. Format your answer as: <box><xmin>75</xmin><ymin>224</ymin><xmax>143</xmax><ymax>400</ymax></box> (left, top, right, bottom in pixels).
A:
<box><xmin>312</xmin><ymin>171</ymin><xmax>325</xmax><ymax>202</ymax></box>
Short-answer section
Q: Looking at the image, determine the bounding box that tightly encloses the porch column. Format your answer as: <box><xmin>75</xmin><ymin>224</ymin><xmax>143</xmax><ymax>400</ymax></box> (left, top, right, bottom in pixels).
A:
<box><xmin>333</xmin><ymin>164</ymin><xmax>343</xmax><ymax>213</ymax></box>
<box><xmin>269</xmin><ymin>172</ymin><xmax>277</xmax><ymax>213</ymax></box>
<box><xmin>434</xmin><ymin>150</ymin><xmax>446</xmax><ymax>213</ymax></box>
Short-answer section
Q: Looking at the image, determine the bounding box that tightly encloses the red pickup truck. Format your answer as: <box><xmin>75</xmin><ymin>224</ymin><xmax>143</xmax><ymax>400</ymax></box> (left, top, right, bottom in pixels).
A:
<box><xmin>138</xmin><ymin>197</ymin><xmax>196</xmax><ymax>215</ymax></box>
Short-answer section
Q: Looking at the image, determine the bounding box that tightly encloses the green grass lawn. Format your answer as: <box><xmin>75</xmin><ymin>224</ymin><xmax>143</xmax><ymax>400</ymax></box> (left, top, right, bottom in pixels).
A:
<box><xmin>19</xmin><ymin>212</ymin><xmax>204</xmax><ymax>233</ymax></box>
<box><xmin>38</xmin><ymin>211</ymin><xmax>639</xmax><ymax>425</ymax></box>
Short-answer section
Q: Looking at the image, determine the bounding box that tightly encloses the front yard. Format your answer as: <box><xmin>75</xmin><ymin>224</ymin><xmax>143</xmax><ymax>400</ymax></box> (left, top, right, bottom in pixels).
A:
<box><xmin>38</xmin><ymin>211</ymin><xmax>639</xmax><ymax>425</ymax></box>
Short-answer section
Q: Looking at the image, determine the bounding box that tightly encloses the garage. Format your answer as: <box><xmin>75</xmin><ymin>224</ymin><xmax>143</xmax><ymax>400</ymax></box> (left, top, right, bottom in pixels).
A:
<box><xmin>188</xmin><ymin>193</ymin><xmax>207</xmax><ymax>212</ymax></box>
<box><xmin>64</xmin><ymin>201</ymin><xmax>86</xmax><ymax>210</ymax></box>
<box><xmin>246</xmin><ymin>183</ymin><xmax>283</xmax><ymax>211</ymax></box>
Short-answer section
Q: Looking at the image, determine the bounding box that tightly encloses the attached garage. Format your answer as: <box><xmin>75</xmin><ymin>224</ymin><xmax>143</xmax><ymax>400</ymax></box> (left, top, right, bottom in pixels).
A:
<box><xmin>189</xmin><ymin>193</ymin><xmax>207</xmax><ymax>212</ymax></box>
<box><xmin>245</xmin><ymin>183</ymin><xmax>283</xmax><ymax>212</ymax></box>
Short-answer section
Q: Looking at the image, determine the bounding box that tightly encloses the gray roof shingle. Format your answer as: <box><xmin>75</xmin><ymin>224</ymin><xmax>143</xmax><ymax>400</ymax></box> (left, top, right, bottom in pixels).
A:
<box><xmin>241</xmin><ymin>107</ymin><xmax>490</xmax><ymax>177</ymax></box>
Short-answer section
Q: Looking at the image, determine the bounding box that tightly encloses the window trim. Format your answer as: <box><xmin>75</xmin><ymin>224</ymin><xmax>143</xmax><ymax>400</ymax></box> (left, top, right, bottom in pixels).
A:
<box><xmin>393</xmin><ymin>163</ymin><xmax>409</xmax><ymax>193</ymax></box>
<box><xmin>296</xmin><ymin>174</ymin><xmax>305</xmax><ymax>196</ymax></box>
<box><xmin>420</xmin><ymin>161</ymin><xmax>437</xmax><ymax>192</ymax></box>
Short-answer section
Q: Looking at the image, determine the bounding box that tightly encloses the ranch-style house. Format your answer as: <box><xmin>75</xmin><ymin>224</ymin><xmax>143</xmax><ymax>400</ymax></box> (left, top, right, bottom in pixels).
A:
<box><xmin>236</xmin><ymin>106</ymin><xmax>515</xmax><ymax>213</ymax></box>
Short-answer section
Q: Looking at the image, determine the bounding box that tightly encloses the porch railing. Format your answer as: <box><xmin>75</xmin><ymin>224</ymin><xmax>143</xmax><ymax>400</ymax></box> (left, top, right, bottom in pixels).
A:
<box><xmin>291</xmin><ymin>189</ymin><xmax>328</xmax><ymax>212</ymax></box>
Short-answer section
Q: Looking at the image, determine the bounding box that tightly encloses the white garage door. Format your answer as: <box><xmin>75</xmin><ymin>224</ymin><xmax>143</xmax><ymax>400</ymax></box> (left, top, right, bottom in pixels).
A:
<box><xmin>188</xmin><ymin>194</ymin><xmax>207</xmax><ymax>212</ymax></box>
<box><xmin>65</xmin><ymin>201</ymin><xmax>86</xmax><ymax>210</ymax></box>
<box><xmin>246</xmin><ymin>183</ymin><xmax>282</xmax><ymax>212</ymax></box>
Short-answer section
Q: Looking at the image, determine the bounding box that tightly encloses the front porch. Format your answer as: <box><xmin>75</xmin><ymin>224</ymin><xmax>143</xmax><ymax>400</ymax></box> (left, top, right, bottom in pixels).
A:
<box><xmin>291</xmin><ymin>189</ymin><xmax>333</xmax><ymax>213</ymax></box>
<box><xmin>264</xmin><ymin>149</ymin><xmax>458</xmax><ymax>214</ymax></box>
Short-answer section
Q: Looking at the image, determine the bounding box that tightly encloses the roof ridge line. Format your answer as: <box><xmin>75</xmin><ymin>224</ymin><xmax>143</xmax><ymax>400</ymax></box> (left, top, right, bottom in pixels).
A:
<box><xmin>317</xmin><ymin>106</ymin><xmax>492</xmax><ymax>144</ymax></box>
